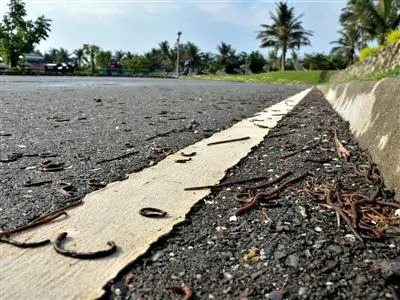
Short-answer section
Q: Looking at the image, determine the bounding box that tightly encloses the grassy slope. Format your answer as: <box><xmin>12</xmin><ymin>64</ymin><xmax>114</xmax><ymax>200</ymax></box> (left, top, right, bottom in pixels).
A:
<box><xmin>189</xmin><ymin>70</ymin><xmax>338</xmax><ymax>85</ymax></box>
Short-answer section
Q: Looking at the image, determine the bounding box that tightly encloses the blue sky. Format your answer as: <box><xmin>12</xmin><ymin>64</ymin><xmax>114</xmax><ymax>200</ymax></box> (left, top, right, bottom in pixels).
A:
<box><xmin>0</xmin><ymin>0</ymin><xmax>346</xmax><ymax>57</ymax></box>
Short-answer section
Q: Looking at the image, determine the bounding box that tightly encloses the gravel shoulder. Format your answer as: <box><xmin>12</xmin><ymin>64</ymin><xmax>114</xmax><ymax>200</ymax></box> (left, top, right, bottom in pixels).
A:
<box><xmin>103</xmin><ymin>89</ymin><xmax>400</xmax><ymax>300</ymax></box>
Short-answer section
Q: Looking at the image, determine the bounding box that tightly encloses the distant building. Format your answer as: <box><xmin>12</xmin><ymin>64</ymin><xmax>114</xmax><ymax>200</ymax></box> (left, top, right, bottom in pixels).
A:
<box><xmin>24</xmin><ymin>52</ymin><xmax>46</xmax><ymax>73</ymax></box>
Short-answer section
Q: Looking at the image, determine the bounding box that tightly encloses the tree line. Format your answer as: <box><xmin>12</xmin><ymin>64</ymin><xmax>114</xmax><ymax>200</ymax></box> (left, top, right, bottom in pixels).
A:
<box><xmin>1</xmin><ymin>0</ymin><xmax>399</xmax><ymax>74</ymax></box>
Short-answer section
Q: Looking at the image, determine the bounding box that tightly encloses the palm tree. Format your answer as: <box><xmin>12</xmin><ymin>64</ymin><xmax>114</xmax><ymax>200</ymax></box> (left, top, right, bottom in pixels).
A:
<box><xmin>216</xmin><ymin>42</ymin><xmax>234</xmax><ymax>66</ymax></box>
<box><xmin>340</xmin><ymin>0</ymin><xmax>369</xmax><ymax>48</ymax></box>
<box><xmin>83</xmin><ymin>44</ymin><xmax>100</xmax><ymax>73</ymax></box>
<box><xmin>158</xmin><ymin>41</ymin><xmax>172</xmax><ymax>72</ymax></box>
<box><xmin>73</xmin><ymin>48</ymin><xmax>84</xmax><ymax>68</ymax></box>
<box><xmin>199</xmin><ymin>51</ymin><xmax>216</xmax><ymax>72</ymax></box>
<box><xmin>58</xmin><ymin>47</ymin><xmax>70</xmax><ymax>63</ymax></box>
<box><xmin>125</xmin><ymin>51</ymin><xmax>134</xmax><ymax>60</ymax></box>
<box><xmin>216</xmin><ymin>42</ymin><xmax>239</xmax><ymax>73</ymax></box>
<box><xmin>359</xmin><ymin>0</ymin><xmax>400</xmax><ymax>45</ymax></box>
<box><xmin>96</xmin><ymin>50</ymin><xmax>112</xmax><ymax>68</ymax></box>
<box><xmin>184</xmin><ymin>42</ymin><xmax>201</xmax><ymax>72</ymax></box>
<box><xmin>330</xmin><ymin>25</ymin><xmax>360</xmax><ymax>66</ymax></box>
<box><xmin>45</xmin><ymin>48</ymin><xmax>58</xmax><ymax>63</ymax></box>
<box><xmin>114</xmin><ymin>50</ymin><xmax>125</xmax><ymax>64</ymax></box>
<box><xmin>257</xmin><ymin>2</ymin><xmax>313</xmax><ymax>70</ymax></box>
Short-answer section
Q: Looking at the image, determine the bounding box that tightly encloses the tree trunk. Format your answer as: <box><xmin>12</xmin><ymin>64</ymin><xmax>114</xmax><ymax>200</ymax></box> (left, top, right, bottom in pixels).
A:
<box><xmin>281</xmin><ymin>44</ymin><xmax>287</xmax><ymax>71</ymax></box>
<box><xmin>9</xmin><ymin>51</ymin><xmax>19</xmax><ymax>68</ymax></box>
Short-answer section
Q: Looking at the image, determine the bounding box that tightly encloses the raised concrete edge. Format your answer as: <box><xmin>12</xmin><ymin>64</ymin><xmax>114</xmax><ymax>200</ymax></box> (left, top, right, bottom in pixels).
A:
<box><xmin>318</xmin><ymin>78</ymin><xmax>400</xmax><ymax>198</ymax></box>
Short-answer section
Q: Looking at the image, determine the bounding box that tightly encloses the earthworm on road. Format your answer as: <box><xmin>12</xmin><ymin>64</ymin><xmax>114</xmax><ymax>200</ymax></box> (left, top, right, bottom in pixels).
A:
<box><xmin>175</xmin><ymin>158</ymin><xmax>192</xmax><ymax>163</ymax></box>
<box><xmin>139</xmin><ymin>207</ymin><xmax>168</xmax><ymax>218</ymax></box>
<box><xmin>168</xmin><ymin>285</ymin><xmax>193</xmax><ymax>300</ymax></box>
<box><xmin>280</xmin><ymin>143</ymin><xmax>318</xmax><ymax>160</ymax></box>
<box><xmin>53</xmin><ymin>232</ymin><xmax>117</xmax><ymax>259</ymax></box>
<box><xmin>0</xmin><ymin>211</ymin><xmax>68</xmax><ymax>238</ymax></box>
<box><xmin>207</xmin><ymin>136</ymin><xmax>250</xmax><ymax>146</ymax></box>
<box><xmin>0</xmin><ymin>236</ymin><xmax>51</xmax><ymax>248</ymax></box>
<box><xmin>23</xmin><ymin>180</ymin><xmax>53</xmax><ymax>187</ymax></box>
<box><xmin>234</xmin><ymin>172</ymin><xmax>309</xmax><ymax>216</ymax></box>
<box><xmin>0</xmin><ymin>200</ymin><xmax>82</xmax><ymax>238</ymax></box>
<box><xmin>181</xmin><ymin>151</ymin><xmax>197</xmax><ymax>157</ymax></box>
<box><xmin>326</xmin><ymin>183</ymin><xmax>364</xmax><ymax>242</ymax></box>
<box><xmin>265</xmin><ymin>131</ymin><xmax>294</xmax><ymax>138</ymax></box>
<box><xmin>184</xmin><ymin>171</ymin><xmax>292</xmax><ymax>191</ymax></box>
<box><xmin>96</xmin><ymin>151</ymin><xmax>139</xmax><ymax>164</ymax></box>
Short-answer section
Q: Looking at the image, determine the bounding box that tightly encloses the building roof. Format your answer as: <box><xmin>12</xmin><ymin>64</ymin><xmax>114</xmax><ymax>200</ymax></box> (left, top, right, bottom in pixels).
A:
<box><xmin>24</xmin><ymin>52</ymin><xmax>45</xmax><ymax>62</ymax></box>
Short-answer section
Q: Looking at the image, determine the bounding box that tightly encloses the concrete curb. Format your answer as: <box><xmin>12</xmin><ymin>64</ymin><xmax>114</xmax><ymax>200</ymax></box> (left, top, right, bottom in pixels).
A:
<box><xmin>318</xmin><ymin>78</ymin><xmax>400</xmax><ymax>198</ymax></box>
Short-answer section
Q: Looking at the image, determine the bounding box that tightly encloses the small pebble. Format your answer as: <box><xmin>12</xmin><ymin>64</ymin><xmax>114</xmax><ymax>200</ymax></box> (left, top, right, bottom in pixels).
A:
<box><xmin>298</xmin><ymin>287</ymin><xmax>307</xmax><ymax>297</ymax></box>
<box><xmin>344</xmin><ymin>234</ymin><xmax>356</xmax><ymax>242</ymax></box>
<box><xmin>229</xmin><ymin>215</ymin><xmax>237</xmax><ymax>222</ymax></box>
<box><xmin>315</xmin><ymin>226</ymin><xmax>323</xmax><ymax>232</ymax></box>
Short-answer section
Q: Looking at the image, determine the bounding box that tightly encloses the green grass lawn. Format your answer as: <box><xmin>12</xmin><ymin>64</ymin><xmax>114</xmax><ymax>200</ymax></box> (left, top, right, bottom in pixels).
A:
<box><xmin>188</xmin><ymin>70</ymin><xmax>338</xmax><ymax>85</ymax></box>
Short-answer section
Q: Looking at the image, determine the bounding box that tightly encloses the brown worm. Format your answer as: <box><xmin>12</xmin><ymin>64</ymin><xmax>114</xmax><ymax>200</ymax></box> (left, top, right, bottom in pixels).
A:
<box><xmin>168</xmin><ymin>285</ymin><xmax>193</xmax><ymax>300</ymax></box>
<box><xmin>0</xmin><ymin>236</ymin><xmax>51</xmax><ymax>248</ymax></box>
<box><xmin>207</xmin><ymin>136</ymin><xmax>250</xmax><ymax>146</ymax></box>
<box><xmin>139</xmin><ymin>207</ymin><xmax>168</xmax><ymax>218</ymax></box>
<box><xmin>175</xmin><ymin>158</ymin><xmax>192</xmax><ymax>163</ymax></box>
<box><xmin>53</xmin><ymin>232</ymin><xmax>117</xmax><ymax>259</ymax></box>
<box><xmin>181</xmin><ymin>152</ymin><xmax>197</xmax><ymax>157</ymax></box>
<box><xmin>0</xmin><ymin>211</ymin><xmax>68</xmax><ymax>238</ymax></box>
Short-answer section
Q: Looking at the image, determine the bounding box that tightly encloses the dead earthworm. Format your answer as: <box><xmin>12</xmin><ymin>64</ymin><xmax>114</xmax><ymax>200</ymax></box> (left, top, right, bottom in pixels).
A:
<box><xmin>168</xmin><ymin>285</ymin><xmax>193</xmax><ymax>300</ymax></box>
<box><xmin>53</xmin><ymin>232</ymin><xmax>117</xmax><ymax>259</ymax></box>
<box><xmin>88</xmin><ymin>179</ymin><xmax>107</xmax><ymax>188</ymax></box>
<box><xmin>139</xmin><ymin>207</ymin><xmax>168</xmax><ymax>218</ymax></box>
<box><xmin>0</xmin><ymin>236</ymin><xmax>51</xmax><ymax>248</ymax></box>
<box><xmin>31</xmin><ymin>199</ymin><xmax>83</xmax><ymax>223</ymax></box>
<box><xmin>254</xmin><ymin>124</ymin><xmax>270</xmax><ymax>129</ymax></box>
<box><xmin>96</xmin><ymin>151</ymin><xmax>139</xmax><ymax>164</ymax></box>
<box><xmin>23</xmin><ymin>180</ymin><xmax>53</xmax><ymax>187</ymax></box>
<box><xmin>234</xmin><ymin>172</ymin><xmax>309</xmax><ymax>216</ymax></box>
<box><xmin>246</xmin><ymin>171</ymin><xmax>293</xmax><ymax>190</ymax></box>
<box><xmin>326</xmin><ymin>184</ymin><xmax>364</xmax><ymax>242</ymax></box>
<box><xmin>280</xmin><ymin>143</ymin><xmax>319</xmax><ymax>160</ymax></box>
<box><xmin>181</xmin><ymin>151</ymin><xmax>196</xmax><ymax>157</ymax></box>
<box><xmin>184</xmin><ymin>171</ymin><xmax>293</xmax><ymax>191</ymax></box>
<box><xmin>207</xmin><ymin>136</ymin><xmax>250</xmax><ymax>146</ymax></box>
<box><xmin>0</xmin><ymin>211</ymin><xmax>68</xmax><ymax>238</ymax></box>
<box><xmin>175</xmin><ymin>158</ymin><xmax>192</xmax><ymax>163</ymax></box>
<box><xmin>265</xmin><ymin>131</ymin><xmax>293</xmax><ymax>138</ymax></box>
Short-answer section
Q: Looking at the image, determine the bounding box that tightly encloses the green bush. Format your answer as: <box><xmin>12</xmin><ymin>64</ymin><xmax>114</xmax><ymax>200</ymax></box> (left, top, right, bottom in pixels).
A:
<box><xmin>359</xmin><ymin>47</ymin><xmax>381</xmax><ymax>61</ymax></box>
<box><xmin>386</xmin><ymin>30</ymin><xmax>400</xmax><ymax>46</ymax></box>
<box><xmin>247</xmin><ymin>51</ymin><xmax>266</xmax><ymax>73</ymax></box>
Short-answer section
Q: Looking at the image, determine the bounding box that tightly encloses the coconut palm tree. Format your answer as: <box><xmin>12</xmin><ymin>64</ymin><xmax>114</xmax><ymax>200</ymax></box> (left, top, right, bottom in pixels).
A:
<box><xmin>340</xmin><ymin>0</ymin><xmax>400</xmax><ymax>46</ymax></box>
<box><xmin>257</xmin><ymin>2</ymin><xmax>313</xmax><ymax>70</ymax></box>
<box><xmin>83</xmin><ymin>44</ymin><xmax>100</xmax><ymax>73</ymax></box>
<box><xmin>216</xmin><ymin>42</ymin><xmax>234</xmax><ymax>66</ymax></box>
<box><xmin>125</xmin><ymin>51</ymin><xmax>134</xmax><ymax>59</ymax></box>
<box><xmin>44</xmin><ymin>48</ymin><xmax>58</xmax><ymax>63</ymax></box>
<box><xmin>184</xmin><ymin>42</ymin><xmax>201</xmax><ymax>72</ymax></box>
<box><xmin>340</xmin><ymin>0</ymin><xmax>369</xmax><ymax>48</ymax></box>
<box><xmin>158</xmin><ymin>41</ymin><xmax>172</xmax><ymax>71</ymax></box>
<box><xmin>73</xmin><ymin>48</ymin><xmax>84</xmax><ymax>68</ymax></box>
<box><xmin>330</xmin><ymin>25</ymin><xmax>360</xmax><ymax>66</ymax></box>
<box><xmin>359</xmin><ymin>0</ymin><xmax>400</xmax><ymax>45</ymax></box>
<box><xmin>114</xmin><ymin>50</ymin><xmax>125</xmax><ymax>64</ymax></box>
<box><xmin>57</xmin><ymin>47</ymin><xmax>70</xmax><ymax>63</ymax></box>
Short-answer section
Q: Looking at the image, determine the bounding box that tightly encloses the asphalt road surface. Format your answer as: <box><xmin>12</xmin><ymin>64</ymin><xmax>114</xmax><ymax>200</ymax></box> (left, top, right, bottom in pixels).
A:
<box><xmin>0</xmin><ymin>76</ymin><xmax>305</xmax><ymax>229</ymax></box>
